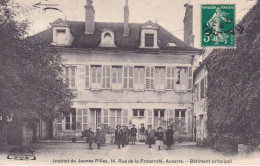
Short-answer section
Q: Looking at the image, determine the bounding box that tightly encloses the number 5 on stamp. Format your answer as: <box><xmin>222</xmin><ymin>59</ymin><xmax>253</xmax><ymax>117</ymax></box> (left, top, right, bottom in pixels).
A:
<box><xmin>201</xmin><ymin>4</ymin><xmax>235</xmax><ymax>47</ymax></box>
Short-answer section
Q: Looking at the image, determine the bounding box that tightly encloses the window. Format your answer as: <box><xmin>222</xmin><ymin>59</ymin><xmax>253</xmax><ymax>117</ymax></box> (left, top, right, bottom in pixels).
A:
<box><xmin>175</xmin><ymin>67</ymin><xmax>189</xmax><ymax>90</ymax></box>
<box><xmin>65</xmin><ymin>108</ymin><xmax>76</xmax><ymax>130</ymax></box>
<box><xmin>99</xmin><ymin>30</ymin><xmax>117</xmax><ymax>47</ymax></box>
<box><xmin>132</xmin><ymin>109</ymin><xmax>145</xmax><ymax>117</ymax></box>
<box><xmin>134</xmin><ymin>66</ymin><xmax>145</xmax><ymax>91</ymax></box>
<box><xmin>154</xmin><ymin>109</ymin><xmax>165</xmax><ymax>129</ymax></box>
<box><xmin>63</xmin><ymin>66</ymin><xmax>76</xmax><ymax>89</ymax></box>
<box><xmin>166</xmin><ymin>67</ymin><xmax>174</xmax><ymax>90</ymax></box>
<box><xmin>56</xmin><ymin>118</ymin><xmax>62</xmax><ymax>131</ymax></box>
<box><xmin>145</xmin><ymin>34</ymin><xmax>154</xmax><ymax>47</ymax></box>
<box><xmin>102</xmin><ymin>66</ymin><xmax>111</xmax><ymax>89</ymax></box>
<box><xmin>123</xmin><ymin>109</ymin><xmax>128</xmax><ymax>124</ymax></box>
<box><xmin>110</xmin><ymin>109</ymin><xmax>122</xmax><ymax>128</ymax></box>
<box><xmin>104</xmin><ymin>33</ymin><xmax>112</xmax><ymax>44</ymax></box>
<box><xmin>168</xmin><ymin>110</ymin><xmax>174</xmax><ymax>124</ymax></box>
<box><xmin>123</xmin><ymin>66</ymin><xmax>134</xmax><ymax>89</ymax></box>
<box><xmin>90</xmin><ymin>108</ymin><xmax>101</xmax><ymax>130</ymax></box>
<box><xmin>145</xmin><ymin>66</ymin><xmax>154</xmax><ymax>90</ymax></box>
<box><xmin>76</xmin><ymin>109</ymin><xmax>88</xmax><ymax>131</ymax></box>
<box><xmin>154</xmin><ymin>67</ymin><xmax>165</xmax><ymax>91</ymax></box>
<box><xmin>175</xmin><ymin>109</ymin><xmax>186</xmax><ymax>122</ymax></box>
<box><xmin>103</xmin><ymin>109</ymin><xmax>109</xmax><ymax>125</ymax></box>
<box><xmin>91</xmin><ymin>65</ymin><xmax>102</xmax><ymax>89</ymax></box>
<box><xmin>56</xmin><ymin>29</ymin><xmax>66</xmax><ymax>45</ymax></box>
<box><xmin>112</xmin><ymin>66</ymin><xmax>123</xmax><ymax>90</ymax></box>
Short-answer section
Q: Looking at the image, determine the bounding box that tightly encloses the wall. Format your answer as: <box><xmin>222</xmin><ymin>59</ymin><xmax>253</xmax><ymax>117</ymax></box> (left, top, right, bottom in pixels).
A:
<box><xmin>193</xmin><ymin>66</ymin><xmax>208</xmax><ymax>141</ymax></box>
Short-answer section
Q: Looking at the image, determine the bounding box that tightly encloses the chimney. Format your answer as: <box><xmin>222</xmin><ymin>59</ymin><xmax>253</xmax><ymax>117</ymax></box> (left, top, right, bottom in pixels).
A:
<box><xmin>183</xmin><ymin>3</ymin><xmax>194</xmax><ymax>47</ymax></box>
<box><xmin>123</xmin><ymin>0</ymin><xmax>129</xmax><ymax>36</ymax></box>
<box><xmin>85</xmin><ymin>0</ymin><xmax>95</xmax><ymax>34</ymax></box>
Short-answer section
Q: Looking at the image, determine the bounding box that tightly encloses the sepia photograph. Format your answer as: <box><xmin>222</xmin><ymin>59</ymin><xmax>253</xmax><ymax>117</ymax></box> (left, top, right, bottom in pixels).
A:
<box><xmin>0</xmin><ymin>0</ymin><xmax>259</xmax><ymax>165</ymax></box>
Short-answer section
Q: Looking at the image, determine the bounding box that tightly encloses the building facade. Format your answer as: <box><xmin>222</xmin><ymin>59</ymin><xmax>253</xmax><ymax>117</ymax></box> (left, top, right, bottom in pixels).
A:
<box><xmin>33</xmin><ymin>0</ymin><xmax>202</xmax><ymax>141</ymax></box>
<box><xmin>193</xmin><ymin>64</ymin><xmax>208</xmax><ymax>142</ymax></box>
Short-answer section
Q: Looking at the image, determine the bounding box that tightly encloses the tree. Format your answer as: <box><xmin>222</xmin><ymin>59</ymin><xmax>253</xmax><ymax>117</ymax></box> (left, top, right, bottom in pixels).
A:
<box><xmin>204</xmin><ymin>0</ymin><xmax>260</xmax><ymax>152</ymax></box>
<box><xmin>0</xmin><ymin>0</ymin><xmax>75</xmax><ymax>122</ymax></box>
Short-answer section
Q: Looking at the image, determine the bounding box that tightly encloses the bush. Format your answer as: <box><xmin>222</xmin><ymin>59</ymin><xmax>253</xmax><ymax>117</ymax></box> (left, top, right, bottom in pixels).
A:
<box><xmin>197</xmin><ymin>136</ymin><xmax>215</xmax><ymax>149</ymax></box>
<box><xmin>214</xmin><ymin>134</ymin><xmax>238</xmax><ymax>154</ymax></box>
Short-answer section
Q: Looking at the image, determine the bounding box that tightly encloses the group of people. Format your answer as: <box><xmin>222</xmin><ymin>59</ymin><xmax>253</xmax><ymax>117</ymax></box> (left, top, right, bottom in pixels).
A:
<box><xmin>82</xmin><ymin>124</ymin><xmax>175</xmax><ymax>150</ymax></box>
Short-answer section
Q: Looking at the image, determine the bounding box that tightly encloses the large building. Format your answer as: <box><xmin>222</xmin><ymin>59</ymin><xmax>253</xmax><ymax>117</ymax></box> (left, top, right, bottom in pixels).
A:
<box><xmin>33</xmin><ymin>0</ymin><xmax>202</xmax><ymax>141</ymax></box>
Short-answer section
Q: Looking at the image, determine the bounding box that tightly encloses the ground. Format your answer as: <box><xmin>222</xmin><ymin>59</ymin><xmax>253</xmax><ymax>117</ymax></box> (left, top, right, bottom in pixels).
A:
<box><xmin>0</xmin><ymin>142</ymin><xmax>259</xmax><ymax>165</ymax></box>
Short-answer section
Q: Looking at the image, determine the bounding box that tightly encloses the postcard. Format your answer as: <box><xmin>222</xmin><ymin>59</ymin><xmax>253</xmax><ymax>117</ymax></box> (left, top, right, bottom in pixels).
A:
<box><xmin>0</xmin><ymin>0</ymin><xmax>259</xmax><ymax>165</ymax></box>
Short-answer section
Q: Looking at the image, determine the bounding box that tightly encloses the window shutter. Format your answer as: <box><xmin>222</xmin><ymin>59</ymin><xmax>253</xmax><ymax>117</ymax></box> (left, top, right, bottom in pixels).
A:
<box><xmin>70</xmin><ymin>66</ymin><xmax>76</xmax><ymax>88</ymax></box>
<box><xmin>166</xmin><ymin>67</ymin><xmax>171</xmax><ymax>89</ymax></box>
<box><xmin>201</xmin><ymin>78</ymin><xmax>205</xmax><ymax>98</ymax></box>
<box><xmin>123</xmin><ymin>66</ymin><xmax>128</xmax><ymax>89</ymax></box>
<box><xmin>146</xmin><ymin>66</ymin><xmax>151</xmax><ymax>90</ymax></box>
<box><xmin>129</xmin><ymin>66</ymin><xmax>133</xmax><ymax>89</ymax></box>
<box><xmin>107</xmin><ymin>66</ymin><xmax>111</xmax><ymax>88</ymax></box>
<box><xmin>85</xmin><ymin>65</ymin><xmax>90</xmax><ymax>89</ymax></box>
<box><xmin>187</xmin><ymin>109</ymin><xmax>191</xmax><ymax>132</ymax></box>
<box><xmin>64</xmin><ymin>66</ymin><xmax>69</xmax><ymax>85</ymax></box>
<box><xmin>188</xmin><ymin>67</ymin><xmax>193</xmax><ymax>90</ymax></box>
<box><xmin>151</xmin><ymin>67</ymin><xmax>154</xmax><ymax>89</ymax></box>
<box><xmin>147</xmin><ymin>109</ymin><xmax>153</xmax><ymax>127</ymax></box>
<box><xmin>102</xmin><ymin>66</ymin><xmax>106</xmax><ymax>89</ymax></box>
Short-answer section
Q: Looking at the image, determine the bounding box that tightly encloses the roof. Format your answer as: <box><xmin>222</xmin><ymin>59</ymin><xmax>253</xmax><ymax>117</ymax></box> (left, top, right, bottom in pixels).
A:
<box><xmin>29</xmin><ymin>20</ymin><xmax>202</xmax><ymax>53</ymax></box>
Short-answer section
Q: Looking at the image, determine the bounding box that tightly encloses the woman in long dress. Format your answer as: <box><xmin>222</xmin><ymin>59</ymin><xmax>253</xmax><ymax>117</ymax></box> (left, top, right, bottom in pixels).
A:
<box><xmin>207</xmin><ymin>7</ymin><xmax>231</xmax><ymax>44</ymax></box>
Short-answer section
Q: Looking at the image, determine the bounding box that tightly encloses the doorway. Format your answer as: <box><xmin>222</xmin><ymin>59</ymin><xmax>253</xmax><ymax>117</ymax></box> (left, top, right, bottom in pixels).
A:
<box><xmin>131</xmin><ymin>109</ymin><xmax>146</xmax><ymax>141</ymax></box>
<box><xmin>90</xmin><ymin>108</ymin><xmax>101</xmax><ymax>131</ymax></box>
<box><xmin>154</xmin><ymin>109</ymin><xmax>165</xmax><ymax>130</ymax></box>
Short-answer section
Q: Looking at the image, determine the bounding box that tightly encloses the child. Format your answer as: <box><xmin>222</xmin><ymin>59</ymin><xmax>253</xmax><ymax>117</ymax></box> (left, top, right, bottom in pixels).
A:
<box><xmin>155</xmin><ymin>127</ymin><xmax>164</xmax><ymax>150</ymax></box>
<box><xmin>94</xmin><ymin>127</ymin><xmax>102</xmax><ymax>150</ymax></box>
<box><xmin>86</xmin><ymin>128</ymin><xmax>94</xmax><ymax>150</ymax></box>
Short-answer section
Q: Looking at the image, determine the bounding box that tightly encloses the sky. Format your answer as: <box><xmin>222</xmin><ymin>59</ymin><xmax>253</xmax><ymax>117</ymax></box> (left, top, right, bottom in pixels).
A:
<box><xmin>15</xmin><ymin>0</ymin><xmax>257</xmax><ymax>48</ymax></box>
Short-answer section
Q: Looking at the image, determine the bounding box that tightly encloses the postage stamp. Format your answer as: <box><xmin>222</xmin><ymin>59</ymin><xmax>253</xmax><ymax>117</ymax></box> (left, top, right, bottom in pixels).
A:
<box><xmin>201</xmin><ymin>4</ymin><xmax>236</xmax><ymax>47</ymax></box>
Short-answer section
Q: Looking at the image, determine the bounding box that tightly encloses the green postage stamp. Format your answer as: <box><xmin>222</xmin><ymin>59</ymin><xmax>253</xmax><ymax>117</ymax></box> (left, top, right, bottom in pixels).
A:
<box><xmin>201</xmin><ymin>5</ymin><xmax>235</xmax><ymax>47</ymax></box>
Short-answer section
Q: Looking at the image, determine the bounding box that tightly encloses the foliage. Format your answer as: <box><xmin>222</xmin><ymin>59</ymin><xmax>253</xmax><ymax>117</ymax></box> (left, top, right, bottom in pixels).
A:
<box><xmin>204</xmin><ymin>0</ymin><xmax>260</xmax><ymax>152</ymax></box>
<box><xmin>0</xmin><ymin>0</ymin><xmax>74</xmax><ymax>122</ymax></box>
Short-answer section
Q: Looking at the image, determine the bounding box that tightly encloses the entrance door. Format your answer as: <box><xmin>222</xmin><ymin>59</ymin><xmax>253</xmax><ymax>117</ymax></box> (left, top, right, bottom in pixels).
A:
<box><xmin>131</xmin><ymin>109</ymin><xmax>146</xmax><ymax>141</ymax></box>
<box><xmin>154</xmin><ymin>109</ymin><xmax>165</xmax><ymax>130</ymax></box>
<box><xmin>90</xmin><ymin>108</ymin><xmax>101</xmax><ymax>131</ymax></box>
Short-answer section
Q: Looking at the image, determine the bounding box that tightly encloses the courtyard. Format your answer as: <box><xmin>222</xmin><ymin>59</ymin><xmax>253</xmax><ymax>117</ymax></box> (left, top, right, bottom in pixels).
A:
<box><xmin>0</xmin><ymin>142</ymin><xmax>258</xmax><ymax>165</ymax></box>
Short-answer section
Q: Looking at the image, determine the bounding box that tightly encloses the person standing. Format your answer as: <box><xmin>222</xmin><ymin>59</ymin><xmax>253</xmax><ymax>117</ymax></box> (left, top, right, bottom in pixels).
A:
<box><xmin>86</xmin><ymin>128</ymin><xmax>94</xmax><ymax>150</ymax></box>
<box><xmin>130</xmin><ymin>124</ymin><xmax>137</xmax><ymax>144</ymax></box>
<box><xmin>145</xmin><ymin>125</ymin><xmax>156</xmax><ymax>148</ymax></box>
<box><xmin>139</xmin><ymin>124</ymin><xmax>146</xmax><ymax>142</ymax></box>
<box><xmin>166</xmin><ymin>126</ymin><xmax>175</xmax><ymax>150</ymax></box>
<box><xmin>124</xmin><ymin>126</ymin><xmax>130</xmax><ymax>145</ymax></box>
<box><xmin>94</xmin><ymin>127</ymin><xmax>103</xmax><ymax>150</ymax></box>
<box><xmin>155</xmin><ymin>127</ymin><xmax>164</xmax><ymax>150</ymax></box>
<box><xmin>115</xmin><ymin>125</ymin><xmax>123</xmax><ymax>149</ymax></box>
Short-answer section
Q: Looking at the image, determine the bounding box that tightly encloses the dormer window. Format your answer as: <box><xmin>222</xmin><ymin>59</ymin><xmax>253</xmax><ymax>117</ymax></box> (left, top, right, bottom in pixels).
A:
<box><xmin>99</xmin><ymin>28</ymin><xmax>117</xmax><ymax>48</ymax></box>
<box><xmin>104</xmin><ymin>33</ymin><xmax>112</xmax><ymax>44</ymax></box>
<box><xmin>145</xmin><ymin>34</ymin><xmax>154</xmax><ymax>47</ymax></box>
<box><xmin>140</xmin><ymin>21</ymin><xmax>159</xmax><ymax>49</ymax></box>
<box><xmin>57</xmin><ymin>29</ymin><xmax>66</xmax><ymax>45</ymax></box>
<box><xmin>50</xmin><ymin>18</ymin><xmax>74</xmax><ymax>46</ymax></box>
